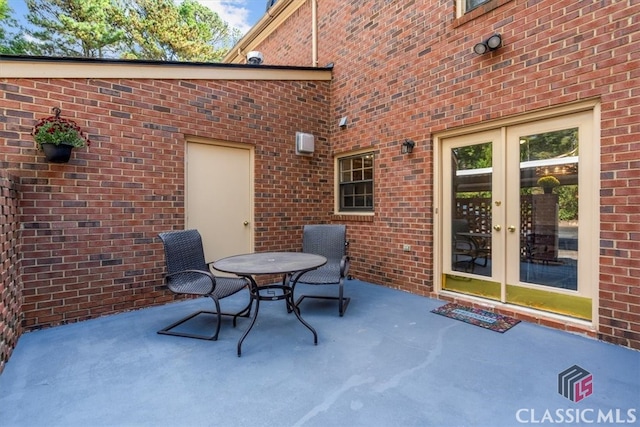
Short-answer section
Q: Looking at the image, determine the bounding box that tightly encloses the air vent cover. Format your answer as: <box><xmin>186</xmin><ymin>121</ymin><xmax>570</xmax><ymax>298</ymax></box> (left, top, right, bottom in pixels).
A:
<box><xmin>295</xmin><ymin>132</ymin><xmax>314</xmax><ymax>156</ymax></box>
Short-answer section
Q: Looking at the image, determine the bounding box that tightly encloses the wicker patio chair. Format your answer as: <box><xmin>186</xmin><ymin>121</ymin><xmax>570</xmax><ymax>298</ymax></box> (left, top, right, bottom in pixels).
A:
<box><xmin>290</xmin><ymin>224</ymin><xmax>350</xmax><ymax>316</ymax></box>
<box><xmin>157</xmin><ymin>229</ymin><xmax>251</xmax><ymax>340</ymax></box>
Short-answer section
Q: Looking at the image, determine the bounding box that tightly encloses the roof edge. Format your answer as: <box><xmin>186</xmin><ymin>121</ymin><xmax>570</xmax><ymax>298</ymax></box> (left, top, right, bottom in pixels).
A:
<box><xmin>0</xmin><ymin>54</ymin><xmax>332</xmax><ymax>80</ymax></box>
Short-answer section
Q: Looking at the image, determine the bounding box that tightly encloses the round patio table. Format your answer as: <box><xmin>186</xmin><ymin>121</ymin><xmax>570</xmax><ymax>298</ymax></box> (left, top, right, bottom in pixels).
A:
<box><xmin>213</xmin><ymin>252</ymin><xmax>326</xmax><ymax>356</ymax></box>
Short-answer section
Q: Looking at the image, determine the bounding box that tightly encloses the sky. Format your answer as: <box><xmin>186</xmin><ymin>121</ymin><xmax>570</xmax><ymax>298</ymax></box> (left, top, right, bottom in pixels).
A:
<box><xmin>7</xmin><ymin>0</ymin><xmax>269</xmax><ymax>35</ymax></box>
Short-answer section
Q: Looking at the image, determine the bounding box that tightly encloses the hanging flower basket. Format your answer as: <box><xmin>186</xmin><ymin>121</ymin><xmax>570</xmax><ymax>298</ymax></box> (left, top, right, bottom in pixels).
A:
<box><xmin>32</xmin><ymin>107</ymin><xmax>90</xmax><ymax>163</ymax></box>
<box><xmin>40</xmin><ymin>143</ymin><xmax>74</xmax><ymax>163</ymax></box>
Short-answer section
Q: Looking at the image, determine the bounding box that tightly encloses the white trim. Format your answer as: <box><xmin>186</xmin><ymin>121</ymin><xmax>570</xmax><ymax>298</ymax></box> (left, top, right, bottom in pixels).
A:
<box><xmin>0</xmin><ymin>58</ymin><xmax>331</xmax><ymax>80</ymax></box>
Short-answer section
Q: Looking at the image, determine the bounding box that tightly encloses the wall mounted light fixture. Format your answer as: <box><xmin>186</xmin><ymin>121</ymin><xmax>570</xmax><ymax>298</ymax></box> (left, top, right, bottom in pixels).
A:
<box><xmin>473</xmin><ymin>34</ymin><xmax>502</xmax><ymax>55</ymax></box>
<box><xmin>401</xmin><ymin>139</ymin><xmax>415</xmax><ymax>154</ymax></box>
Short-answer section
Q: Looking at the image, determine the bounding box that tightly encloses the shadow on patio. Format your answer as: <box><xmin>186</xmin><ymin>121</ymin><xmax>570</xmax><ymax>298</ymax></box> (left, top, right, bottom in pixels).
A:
<box><xmin>1</xmin><ymin>280</ymin><xmax>638</xmax><ymax>426</ymax></box>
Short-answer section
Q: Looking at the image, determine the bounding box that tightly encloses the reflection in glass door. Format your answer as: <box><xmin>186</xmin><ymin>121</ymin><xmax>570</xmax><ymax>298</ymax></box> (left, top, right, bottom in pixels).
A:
<box><xmin>451</xmin><ymin>142</ymin><xmax>493</xmax><ymax>278</ymax></box>
<box><xmin>517</xmin><ymin>129</ymin><xmax>578</xmax><ymax>290</ymax></box>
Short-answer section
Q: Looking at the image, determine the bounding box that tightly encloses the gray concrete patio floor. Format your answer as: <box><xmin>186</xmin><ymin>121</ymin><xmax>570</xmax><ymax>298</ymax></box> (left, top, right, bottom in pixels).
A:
<box><xmin>1</xmin><ymin>279</ymin><xmax>638</xmax><ymax>427</ymax></box>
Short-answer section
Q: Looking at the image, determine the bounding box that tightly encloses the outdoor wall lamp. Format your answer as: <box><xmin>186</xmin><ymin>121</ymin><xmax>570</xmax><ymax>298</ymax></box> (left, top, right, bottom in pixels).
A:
<box><xmin>473</xmin><ymin>34</ymin><xmax>502</xmax><ymax>55</ymax></box>
<box><xmin>401</xmin><ymin>139</ymin><xmax>415</xmax><ymax>154</ymax></box>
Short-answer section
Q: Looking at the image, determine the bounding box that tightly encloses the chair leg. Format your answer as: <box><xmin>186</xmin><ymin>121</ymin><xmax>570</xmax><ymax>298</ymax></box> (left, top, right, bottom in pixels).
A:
<box><xmin>157</xmin><ymin>295</ymin><xmax>250</xmax><ymax>341</ymax></box>
<box><xmin>157</xmin><ymin>310</ymin><xmax>221</xmax><ymax>340</ymax></box>
<box><xmin>211</xmin><ymin>296</ymin><xmax>222</xmax><ymax>341</ymax></box>
<box><xmin>338</xmin><ymin>282</ymin><xmax>349</xmax><ymax>317</ymax></box>
<box><xmin>293</xmin><ymin>280</ymin><xmax>351</xmax><ymax>317</ymax></box>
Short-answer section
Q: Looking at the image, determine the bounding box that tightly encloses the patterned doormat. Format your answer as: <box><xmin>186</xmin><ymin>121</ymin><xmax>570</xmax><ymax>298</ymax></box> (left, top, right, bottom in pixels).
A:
<box><xmin>431</xmin><ymin>303</ymin><xmax>520</xmax><ymax>333</ymax></box>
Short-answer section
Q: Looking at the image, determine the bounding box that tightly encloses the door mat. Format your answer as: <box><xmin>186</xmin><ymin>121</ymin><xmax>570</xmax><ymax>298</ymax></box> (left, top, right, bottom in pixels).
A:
<box><xmin>431</xmin><ymin>303</ymin><xmax>520</xmax><ymax>333</ymax></box>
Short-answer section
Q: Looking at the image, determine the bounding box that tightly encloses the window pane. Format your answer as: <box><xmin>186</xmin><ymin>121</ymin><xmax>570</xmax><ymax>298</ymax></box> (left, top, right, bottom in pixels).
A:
<box><xmin>466</xmin><ymin>0</ymin><xmax>490</xmax><ymax>12</ymax></box>
<box><xmin>364</xmin><ymin>168</ymin><xmax>373</xmax><ymax>180</ymax></box>
<box><xmin>452</xmin><ymin>142</ymin><xmax>493</xmax><ymax>277</ymax></box>
<box><xmin>519</xmin><ymin>128</ymin><xmax>578</xmax><ymax>290</ymax></box>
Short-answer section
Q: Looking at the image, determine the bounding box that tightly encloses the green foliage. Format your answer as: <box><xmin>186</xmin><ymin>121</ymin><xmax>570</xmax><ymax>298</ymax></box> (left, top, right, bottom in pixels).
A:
<box><xmin>537</xmin><ymin>175</ymin><xmax>560</xmax><ymax>188</ymax></box>
<box><xmin>519</xmin><ymin>128</ymin><xmax>578</xmax><ymax>162</ymax></box>
<box><xmin>557</xmin><ymin>185</ymin><xmax>578</xmax><ymax>221</ymax></box>
<box><xmin>117</xmin><ymin>0</ymin><xmax>238</xmax><ymax>61</ymax></box>
<box><xmin>25</xmin><ymin>0</ymin><xmax>125</xmax><ymax>57</ymax></box>
<box><xmin>8</xmin><ymin>0</ymin><xmax>241</xmax><ymax>61</ymax></box>
<box><xmin>453</xmin><ymin>142</ymin><xmax>492</xmax><ymax>170</ymax></box>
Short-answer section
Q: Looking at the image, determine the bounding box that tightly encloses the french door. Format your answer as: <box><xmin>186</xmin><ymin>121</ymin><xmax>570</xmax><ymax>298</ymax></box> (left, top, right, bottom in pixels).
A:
<box><xmin>441</xmin><ymin>110</ymin><xmax>596</xmax><ymax>320</ymax></box>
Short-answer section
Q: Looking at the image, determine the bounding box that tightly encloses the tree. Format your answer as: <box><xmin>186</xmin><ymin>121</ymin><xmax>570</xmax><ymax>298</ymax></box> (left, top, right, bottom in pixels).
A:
<box><xmin>24</xmin><ymin>0</ymin><xmax>124</xmax><ymax>57</ymax></box>
<box><xmin>0</xmin><ymin>0</ymin><xmax>30</xmax><ymax>54</ymax></box>
<box><xmin>117</xmin><ymin>0</ymin><xmax>240</xmax><ymax>61</ymax></box>
<box><xmin>18</xmin><ymin>0</ymin><xmax>240</xmax><ymax>61</ymax></box>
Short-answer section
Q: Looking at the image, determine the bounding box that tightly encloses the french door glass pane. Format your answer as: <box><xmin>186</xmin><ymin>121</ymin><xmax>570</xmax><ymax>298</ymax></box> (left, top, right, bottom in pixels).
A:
<box><xmin>451</xmin><ymin>142</ymin><xmax>492</xmax><ymax>277</ymax></box>
<box><xmin>519</xmin><ymin>129</ymin><xmax>578</xmax><ymax>290</ymax></box>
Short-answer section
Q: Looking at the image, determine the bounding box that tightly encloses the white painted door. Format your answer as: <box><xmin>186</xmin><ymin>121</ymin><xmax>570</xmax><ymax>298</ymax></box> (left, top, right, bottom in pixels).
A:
<box><xmin>186</xmin><ymin>140</ymin><xmax>253</xmax><ymax>263</ymax></box>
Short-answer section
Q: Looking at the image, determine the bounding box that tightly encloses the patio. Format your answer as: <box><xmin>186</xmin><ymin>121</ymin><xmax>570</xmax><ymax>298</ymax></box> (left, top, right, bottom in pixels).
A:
<box><xmin>1</xmin><ymin>279</ymin><xmax>637</xmax><ymax>427</ymax></box>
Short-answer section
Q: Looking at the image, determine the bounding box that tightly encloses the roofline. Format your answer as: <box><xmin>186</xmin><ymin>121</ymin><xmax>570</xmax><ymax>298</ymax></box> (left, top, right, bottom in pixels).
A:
<box><xmin>0</xmin><ymin>54</ymin><xmax>332</xmax><ymax>80</ymax></box>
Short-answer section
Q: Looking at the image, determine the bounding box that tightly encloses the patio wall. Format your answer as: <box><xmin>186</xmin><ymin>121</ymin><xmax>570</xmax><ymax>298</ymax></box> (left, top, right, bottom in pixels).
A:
<box><xmin>0</xmin><ymin>170</ymin><xmax>22</xmax><ymax>374</ymax></box>
<box><xmin>236</xmin><ymin>0</ymin><xmax>640</xmax><ymax>349</ymax></box>
<box><xmin>0</xmin><ymin>72</ymin><xmax>332</xmax><ymax>352</ymax></box>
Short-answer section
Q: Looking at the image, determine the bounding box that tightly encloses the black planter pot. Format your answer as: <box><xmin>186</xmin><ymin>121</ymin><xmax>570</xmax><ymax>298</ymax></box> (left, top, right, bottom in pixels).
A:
<box><xmin>41</xmin><ymin>143</ymin><xmax>73</xmax><ymax>163</ymax></box>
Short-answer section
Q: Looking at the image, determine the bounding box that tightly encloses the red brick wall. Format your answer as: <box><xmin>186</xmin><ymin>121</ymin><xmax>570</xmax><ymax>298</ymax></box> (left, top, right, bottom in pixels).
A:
<box><xmin>0</xmin><ymin>170</ymin><xmax>22</xmax><ymax>374</ymax></box>
<box><xmin>252</xmin><ymin>0</ymin><xmax>640</xmax><ymax>348</ymax></box>
<box><xmin>0</xmin><ymin>76</ymin><xmax>331</xmax><ymax>331</ymax></box>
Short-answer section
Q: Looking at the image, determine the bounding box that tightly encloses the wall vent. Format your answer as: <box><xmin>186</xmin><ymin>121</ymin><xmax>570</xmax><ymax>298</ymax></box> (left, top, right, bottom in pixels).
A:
<box><xmin>295</xmin><ymin>132</ymin><xmax>315</xmax><ymax>156</ymax></box>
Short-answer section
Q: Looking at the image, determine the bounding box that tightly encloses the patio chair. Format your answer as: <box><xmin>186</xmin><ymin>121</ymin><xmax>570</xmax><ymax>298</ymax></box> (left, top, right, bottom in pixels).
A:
<box><xmin>157</xmin><ymin>229</ymin><xmax>252</xmax><ymax>340</ymax></box>
<box><xmin>452</xmin><ymin>218</ymin><xmax>488</xmax><ymax>273</ymax></box>
<box><xmin>290</xmin><ymin>224</ymin><xmax>350</xmax><ymax>316</ymax></box>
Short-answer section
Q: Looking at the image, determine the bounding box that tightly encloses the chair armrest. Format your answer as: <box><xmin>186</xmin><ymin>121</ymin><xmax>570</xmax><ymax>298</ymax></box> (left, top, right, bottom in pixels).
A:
<box><xmin>340</xmin><ymin>256</ymin><xmax>350</xmax><ymax>278</ymax></box>
<box><xmin>165</xmin><ymin>269</ymin><xmax>215</xmax><ymax>293</ymax></box>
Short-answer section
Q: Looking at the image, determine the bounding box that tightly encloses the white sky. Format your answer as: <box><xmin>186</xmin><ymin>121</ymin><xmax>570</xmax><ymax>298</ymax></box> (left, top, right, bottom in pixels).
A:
<box><xmin>190</xmin><ymin>1</ymin><xmax>265</xmax><ymax>33</ymax></box>
<box><xmin>8</xmin><ymin>0</ymin><xmax>267</xmax><ymax>35</ymax></box>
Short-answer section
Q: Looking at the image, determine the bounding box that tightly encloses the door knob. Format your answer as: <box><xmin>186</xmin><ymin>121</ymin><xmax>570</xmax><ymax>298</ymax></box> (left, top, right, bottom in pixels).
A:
<box><xmin>493</xmin><ymin>225</ymin><xmax>501</xmax><ymax>231</ymax></box>
<box><xmin>243</xmin><ymin>221</ymin><xmax>249</xmax><ymax>226</ymax></box>
<box><xmin>508</xmin><ymin>225</ymin><xmax>516</xmax><ymax>232</ymax></box>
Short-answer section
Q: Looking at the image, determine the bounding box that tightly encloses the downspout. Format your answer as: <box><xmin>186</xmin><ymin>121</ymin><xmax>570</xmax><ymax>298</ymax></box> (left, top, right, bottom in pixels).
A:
<box><xmin>312</xmin><ymin>0</ymin><xmax>318</xmax><ymax>67</ymax></box>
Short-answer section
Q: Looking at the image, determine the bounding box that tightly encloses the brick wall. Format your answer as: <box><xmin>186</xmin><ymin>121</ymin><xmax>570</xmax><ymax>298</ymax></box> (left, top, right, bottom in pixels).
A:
<box><xmin>0</xmin><ymin>75</ymin><xmax>331</xmax><ymax>332</ymax></box>
<box><xmin>251</xmin><ymin>0</ymin><xmax>640</xmax><ymax>348</ymax></box>
<box><xmin>0</xmin><ymin>170</ymin><xmax>22</xmax><ymax>374</ymax></box>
